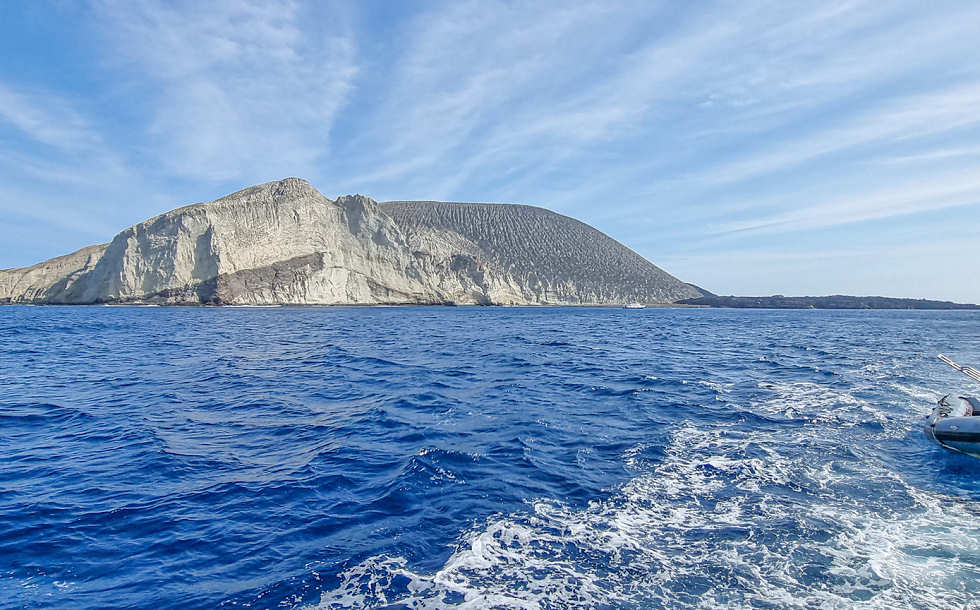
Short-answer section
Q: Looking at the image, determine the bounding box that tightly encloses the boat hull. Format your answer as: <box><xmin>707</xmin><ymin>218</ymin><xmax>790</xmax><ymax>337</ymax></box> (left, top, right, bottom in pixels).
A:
<box><xmin>924</xmin><ymin>395</ymin><xmax>980</xmax><ymax>457</ymax></box>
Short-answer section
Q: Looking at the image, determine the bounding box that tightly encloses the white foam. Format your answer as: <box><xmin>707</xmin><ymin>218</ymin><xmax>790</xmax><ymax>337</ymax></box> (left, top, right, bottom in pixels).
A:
<box><xmin>697</xmin><ymin>380</ymin><xmax>732</xmax><ymax>396</ymax></box>
<box><xmin>890</xmin><ymin>382</ymin><xmax>942</xmax><ymax>403</ymax></box>
<box><xmin>753</xmin><ymin>381</ymin><xmax>876</xmax><ymax>423</ymax></box>
<box><xmin>306</xmin><ymin>422</ymin><xmax>980</xmax><ymax>609</ymax></box>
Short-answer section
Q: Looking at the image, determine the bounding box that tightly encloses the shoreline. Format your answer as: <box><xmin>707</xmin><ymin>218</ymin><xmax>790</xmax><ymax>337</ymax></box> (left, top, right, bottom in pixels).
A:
<box><xmin>2</xmin><ymin>302</ymin><xmax>977</xmax><ymax>310</ymax></box>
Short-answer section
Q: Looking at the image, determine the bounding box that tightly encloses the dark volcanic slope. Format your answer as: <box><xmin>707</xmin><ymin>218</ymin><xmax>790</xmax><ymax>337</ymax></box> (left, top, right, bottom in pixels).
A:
<box><xmin>382</xmin><ymin>201</ymin><xmax>702</xmax><ymax>304</ymax></box>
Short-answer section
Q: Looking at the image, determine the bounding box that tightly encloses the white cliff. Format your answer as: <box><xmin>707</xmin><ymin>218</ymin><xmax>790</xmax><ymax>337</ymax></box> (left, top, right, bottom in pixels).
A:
<box><xmin>0</xmin><ymin>244</ymin><xmax>107</xmax><ymax>303</ymax></box>
<box><xmin>0</xmin><ymin>178</ymin><xmax>702</xmax><ymax>305</ymax></box>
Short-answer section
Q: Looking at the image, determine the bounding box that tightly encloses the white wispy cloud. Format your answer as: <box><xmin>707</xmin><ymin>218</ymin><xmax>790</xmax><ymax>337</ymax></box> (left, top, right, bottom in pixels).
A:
<box><xmin>93</xmin><ymin>0</ymin><xmax>359</xmax><ymax>182</ymax></box>
<box><xmin>658</xmin><ymin>235</ymin><xmax>980</xmax><ymax>302</ymax></box>
<box><xmin>870</xmin><ymin>145</ymin><xmax>980</xmax><ymax>165</ymax></box>
<box><xmin>0</xmin><ymin>182</ymin><xmax>120</xmax><ymax>239</ymax></box>
<box><xmin>337</xmin><ymin>1</ymin><xmax>620</xmax><ymax>194</ymax></box>
<box><xmin>688</xmin><ymin>81</ymin><xmax>980</xmax><ymax>190</ymax></box>
<box><xmin>342</xmin><ymin>0</ymin><xmax>980</xmax><ymax>212</ymax></box>
<box><xmin>1</xmin><ymin>1</ymin><xmax>979</xmax><ymax>299</ymax></box>
<box><xmin>714</xmin><ymin>168</ymin><xmax>980</xmax><ymax>235</ymax></box>
<box><xmin>0</xmin><ymin>83</ymin><xmax>102</xmax><ymax>150</ymax></box>
<box><xmin>0</xmin><ymin>82</ymin><xmax>140</xmax><ymax>239</ymax></box>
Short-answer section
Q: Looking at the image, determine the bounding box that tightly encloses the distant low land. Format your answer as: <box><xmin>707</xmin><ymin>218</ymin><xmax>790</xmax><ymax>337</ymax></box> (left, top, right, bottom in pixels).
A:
<box><xmin>678</xmin><ymin>294</ymin><xmax>980</xmax><ymax>310</ymax></box>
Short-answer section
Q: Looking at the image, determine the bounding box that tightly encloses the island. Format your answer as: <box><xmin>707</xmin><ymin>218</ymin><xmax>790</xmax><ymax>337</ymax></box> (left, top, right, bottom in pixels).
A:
<box><xmin>0</xmin><ymin>178</ymin><xmax>701</xmax><ymax>306</ymax></box>
<box><xmin>4</xmin><ymin>178</ymin><xmax>976</xmax><ymax>309</ymax></box>
<box><xmin>678</xmin><ymin>294</ymin><xmax>980</xmax><ymax>310</ymax></box>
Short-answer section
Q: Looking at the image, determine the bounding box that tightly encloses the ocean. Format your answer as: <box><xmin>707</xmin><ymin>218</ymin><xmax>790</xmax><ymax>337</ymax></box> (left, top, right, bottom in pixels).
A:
<box><xmin>1</xmin><ymin>306</ymin><xmax>978</xmax><ymax>608</ymax></box>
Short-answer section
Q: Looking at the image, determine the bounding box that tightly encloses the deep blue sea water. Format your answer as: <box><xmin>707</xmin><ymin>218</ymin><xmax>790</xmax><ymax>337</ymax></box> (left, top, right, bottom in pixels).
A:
<box><xmin>1</xmin><ymin>306</ymin><xmax>979</xmax><ymax>609</ymax></box>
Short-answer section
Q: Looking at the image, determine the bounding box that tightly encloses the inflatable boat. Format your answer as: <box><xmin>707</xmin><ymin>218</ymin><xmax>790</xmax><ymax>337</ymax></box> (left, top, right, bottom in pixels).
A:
<box><xmin>924</xmin><ymin>355</ymin><xmax>980</xmax><ymax>457</ymax></box>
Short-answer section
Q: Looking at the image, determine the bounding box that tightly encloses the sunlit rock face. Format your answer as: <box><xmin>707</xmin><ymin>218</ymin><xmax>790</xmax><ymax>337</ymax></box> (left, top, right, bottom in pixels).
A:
<box><xmin>0</xmin><ymin>244</ymin><xmax>108</xmax><ymax>304</ymax></box>
<box><xmin>0</xmin><ymin>178</ymin><xmax>702</xmax><ymax>305</ymax></box>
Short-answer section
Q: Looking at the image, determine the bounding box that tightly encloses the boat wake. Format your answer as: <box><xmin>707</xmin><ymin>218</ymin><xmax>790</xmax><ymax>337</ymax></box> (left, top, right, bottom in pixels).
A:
<box><xmin>5</xmin><ymin>306</ymin><xmax>978</xmax><ymax>608</ymax></box>
<box><xmin>309</xmin><ymin>420</ymin><xmax>980</xmax><ymax>609</ymax></box>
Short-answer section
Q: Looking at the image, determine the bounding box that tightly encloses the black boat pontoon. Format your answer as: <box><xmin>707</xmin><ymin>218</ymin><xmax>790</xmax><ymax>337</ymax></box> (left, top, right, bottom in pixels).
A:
<box><xmin>924</xmin><ymin>354</ymin><xmax>980</xmax><ymax>457</ymax></box>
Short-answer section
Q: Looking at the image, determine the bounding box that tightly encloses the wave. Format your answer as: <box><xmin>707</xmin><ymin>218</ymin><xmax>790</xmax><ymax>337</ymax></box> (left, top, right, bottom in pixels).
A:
<box><xmin>307</xmin><ymin>422</ymin><xmax>980</xmax><ymax>609</ymax></box>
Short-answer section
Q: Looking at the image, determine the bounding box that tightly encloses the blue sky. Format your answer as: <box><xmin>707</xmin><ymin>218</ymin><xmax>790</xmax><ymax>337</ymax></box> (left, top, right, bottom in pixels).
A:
<box><xmin>1</xmin><ymin>1</ymin><xmax>979</xmax><ymax>302</ymax></box>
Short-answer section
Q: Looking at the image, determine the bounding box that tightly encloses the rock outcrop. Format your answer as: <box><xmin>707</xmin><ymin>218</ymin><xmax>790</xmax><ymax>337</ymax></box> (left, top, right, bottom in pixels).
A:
<box><xmin>0</xmin><ymin>178</ymin><xmax>702</xmax><ymax>305</ymax></box>
<box><xmin>0</xmin><ymin>244</ymin><xmax>108</xmax><ymax>304</ymax></box>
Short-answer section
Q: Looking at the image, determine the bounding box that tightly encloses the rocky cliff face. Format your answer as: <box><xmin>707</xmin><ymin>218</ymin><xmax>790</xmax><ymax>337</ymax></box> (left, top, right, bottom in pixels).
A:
<box><xmin>0</xmin><ymin>178</ymin><xmax>702</xmax><ymax>305</ymax></box>
<box><xmin>0</xmin><ymin>244</ymin><xmax>108</xmax><ymax>304</ymax></box>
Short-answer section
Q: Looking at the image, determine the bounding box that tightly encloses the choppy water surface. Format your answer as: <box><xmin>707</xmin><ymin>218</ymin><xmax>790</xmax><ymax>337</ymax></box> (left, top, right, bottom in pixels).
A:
<box><xmin>1</xmin><ymin>306</ymin><xmax>979</xmax><ymax>609</ymax></box>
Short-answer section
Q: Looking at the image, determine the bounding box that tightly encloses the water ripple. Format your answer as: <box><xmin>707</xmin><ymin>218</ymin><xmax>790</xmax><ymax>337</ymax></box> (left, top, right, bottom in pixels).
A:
<box><xmin>0</xmin><ymin>306</ymin><xmax>978</xmax><ymax>608</ymax></box>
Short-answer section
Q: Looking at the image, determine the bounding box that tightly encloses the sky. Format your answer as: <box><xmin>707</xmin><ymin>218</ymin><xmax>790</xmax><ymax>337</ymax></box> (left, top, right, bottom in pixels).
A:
<box><xmin>1</xmin><ymin>1</ymin><xmax>979</xmax><ymax>302</ymax></box>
